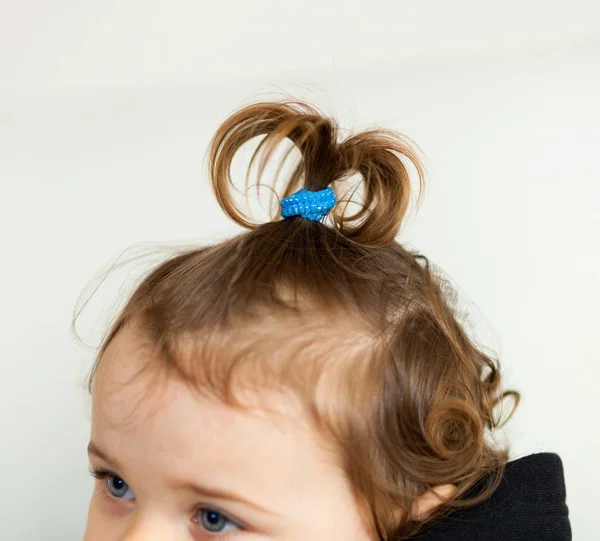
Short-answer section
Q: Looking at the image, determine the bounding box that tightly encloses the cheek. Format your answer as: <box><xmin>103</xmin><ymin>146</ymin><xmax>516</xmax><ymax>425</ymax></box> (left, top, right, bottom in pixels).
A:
<box><xmin>83</xmin><ymin>497</ymin><xmax>105</xmax><ymax>541</ymax></box>
<box><xmin>84</xmin><ymin>490</ymin><xmax>131</xmax><ymax>540</ymax></box>
<box><xmin>280</xmin><ymin>475</ymin><xmax>373</xmax><ymax>540</ymax></box>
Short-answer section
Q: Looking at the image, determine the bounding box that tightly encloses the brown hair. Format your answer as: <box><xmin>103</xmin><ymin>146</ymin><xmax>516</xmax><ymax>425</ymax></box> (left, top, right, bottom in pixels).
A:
<box><xmin>76</xmin><ymin>98</ymin><xmax>519</xmax><ymax>539</ymax></box>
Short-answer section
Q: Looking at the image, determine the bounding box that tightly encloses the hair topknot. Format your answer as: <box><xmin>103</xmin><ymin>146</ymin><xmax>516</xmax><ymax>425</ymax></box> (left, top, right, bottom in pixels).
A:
<box><xmin>206</xmin><ymin>99</ymin><xmax>426</xmax><ymax>247</ymax></box>
<box><xmin>78</xmin><ymin>97</ymin><xmax>520</xmax><ymax>541</ymax></box>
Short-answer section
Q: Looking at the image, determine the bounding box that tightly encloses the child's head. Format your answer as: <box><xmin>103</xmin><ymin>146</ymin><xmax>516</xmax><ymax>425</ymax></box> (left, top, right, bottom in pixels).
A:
<box><xmin>81</xmin><ymin>99</ymin><xmax>518</xmax><ymax>540</ymax></box>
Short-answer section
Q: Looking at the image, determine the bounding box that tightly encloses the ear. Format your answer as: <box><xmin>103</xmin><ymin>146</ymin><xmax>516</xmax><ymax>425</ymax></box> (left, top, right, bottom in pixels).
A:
<box><xmin>411</xmin><ymin>484</ymin><xmax>458</xmax><ymax>520</ymax></box>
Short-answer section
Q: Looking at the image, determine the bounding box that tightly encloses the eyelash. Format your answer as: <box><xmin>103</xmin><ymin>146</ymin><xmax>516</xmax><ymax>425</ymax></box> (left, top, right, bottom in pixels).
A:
<box><xmin>89</xmin><ymin>467</ymin><xmax>114</xmax><ymax>481</ymax></box>
<box><xmin>88</xmin><ymin>467</ymin><xmax>246</xmax><ymax>532</ymax></box>
<box><xmin>89</xmin><ymin>467</ymin><xmax>123</xmax><ymax>505</ymax></box>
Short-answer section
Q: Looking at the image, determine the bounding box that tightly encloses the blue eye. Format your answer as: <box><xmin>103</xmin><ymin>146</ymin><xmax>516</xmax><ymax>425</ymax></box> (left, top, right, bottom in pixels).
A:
<box><xmin>107</xmin><ymin>474</ymin><xmax>135</xmax><ymax>500</ymax></box>
<box><xmin>198</xmin><ymin>508</ymin><xmax>240</xmax><ymax>533</ymax></box>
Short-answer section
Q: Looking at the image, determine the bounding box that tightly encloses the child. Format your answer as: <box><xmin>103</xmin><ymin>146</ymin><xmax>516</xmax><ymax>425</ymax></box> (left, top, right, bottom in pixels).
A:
<box><xmin>79</xmin><ymin>99</ymin><xmax>571</xmax><ymax>540</ymax></box>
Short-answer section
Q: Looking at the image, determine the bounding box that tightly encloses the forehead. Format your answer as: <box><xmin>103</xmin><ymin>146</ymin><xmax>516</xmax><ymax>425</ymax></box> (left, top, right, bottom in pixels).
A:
<box><xmin>91</xmin><ymin>325</ymin><xmax>340</xmax><ymax>497</ymax></box>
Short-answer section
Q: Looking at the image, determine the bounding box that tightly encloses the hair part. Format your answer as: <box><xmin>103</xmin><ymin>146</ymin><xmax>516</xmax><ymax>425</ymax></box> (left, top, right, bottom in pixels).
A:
<box><xmin>76</xmin><ymin>98</ymin><xmax>520</xmax><ymax>540</ymax></box>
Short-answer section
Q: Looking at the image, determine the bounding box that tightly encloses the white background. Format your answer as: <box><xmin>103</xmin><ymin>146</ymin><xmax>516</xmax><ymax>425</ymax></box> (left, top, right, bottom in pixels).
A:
<box><xmin>1</xmin><ymin>1</ymin><xmax>599</xmax><ymax>539</ymax></box>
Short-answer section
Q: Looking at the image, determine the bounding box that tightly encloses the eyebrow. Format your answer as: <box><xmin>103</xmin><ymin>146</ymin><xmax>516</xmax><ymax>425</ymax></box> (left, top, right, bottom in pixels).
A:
<box><xmin>173</xmin><ymin>479</ymin><xmax>279</xmax><ymax>516</ymax></box>
<box><xmin>88</xmin><ymin>441</ymin><xmax>123</xmax><ymax>470</ymax></box>
<box><xmin>86</xmin><ymin>441</ymin><xmax>278</xmax><ymax>516</ymax></box>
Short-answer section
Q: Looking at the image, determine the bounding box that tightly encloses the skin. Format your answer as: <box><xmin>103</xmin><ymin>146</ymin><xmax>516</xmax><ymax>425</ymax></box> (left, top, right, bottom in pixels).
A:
<box><xmin>84</xmin><ymin>324</ymin><xmax>456</xmax><ymax>540</ymax></box>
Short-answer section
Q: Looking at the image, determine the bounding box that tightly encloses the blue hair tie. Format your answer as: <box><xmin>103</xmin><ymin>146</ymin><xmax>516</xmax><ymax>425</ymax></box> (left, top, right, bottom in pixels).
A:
<box><xmin>280</xmin><ymin>187</ymin><xmax>336</xmax><ymax>222</ymax></box>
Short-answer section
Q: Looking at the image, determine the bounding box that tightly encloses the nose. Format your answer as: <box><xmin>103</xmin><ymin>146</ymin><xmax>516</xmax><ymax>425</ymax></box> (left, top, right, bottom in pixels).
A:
<box><xmin>119</xmin><ymin>514</ymin><xmax>180</xmax><ymax>541</ymax></box>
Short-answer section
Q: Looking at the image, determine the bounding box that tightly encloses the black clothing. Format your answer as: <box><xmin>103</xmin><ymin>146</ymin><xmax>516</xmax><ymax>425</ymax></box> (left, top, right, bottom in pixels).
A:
<box><xmin>408</xmin><ymin>452</ymin><xmax>571</xmax><ymax>540</ymax></box>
